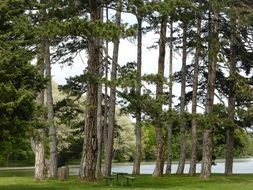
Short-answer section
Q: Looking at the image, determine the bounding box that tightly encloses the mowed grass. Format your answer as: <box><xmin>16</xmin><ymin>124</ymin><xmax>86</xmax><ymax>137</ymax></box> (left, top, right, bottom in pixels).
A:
<box><xmin>1</xmin><ymin>170</ymin><xmax>253</xmax><ymax>190</ymax></box>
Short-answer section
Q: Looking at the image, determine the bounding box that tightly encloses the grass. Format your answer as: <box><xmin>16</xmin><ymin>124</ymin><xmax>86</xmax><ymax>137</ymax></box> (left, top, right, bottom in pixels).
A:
<box><xmin>1</xmin><ymin>170</ymin><xmax>253</xmax><ymax>190</ymax></box>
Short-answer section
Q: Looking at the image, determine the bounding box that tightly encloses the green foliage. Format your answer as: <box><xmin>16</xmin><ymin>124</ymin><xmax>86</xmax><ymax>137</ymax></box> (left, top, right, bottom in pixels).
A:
<box><xmin>0</xmin><ymin>0</ymin><xmax>45</xmax><ymax>143</ymax></box>
<box><xmin>142</xmin><ymin>123</ymin><xmax>156</xmax><ymax>160</ymax></box>
<box><xmin>0</xmin><ymin>0</ymin><xmax>47</xmax><ymax>167</ymax></box>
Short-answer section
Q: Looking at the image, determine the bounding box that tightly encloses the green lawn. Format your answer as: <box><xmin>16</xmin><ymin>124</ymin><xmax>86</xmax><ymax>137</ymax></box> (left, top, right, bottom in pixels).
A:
<box><xmin>0</xmin><ymin>170</ymin><xmax>253</xmax><ymax>190</ymax></box>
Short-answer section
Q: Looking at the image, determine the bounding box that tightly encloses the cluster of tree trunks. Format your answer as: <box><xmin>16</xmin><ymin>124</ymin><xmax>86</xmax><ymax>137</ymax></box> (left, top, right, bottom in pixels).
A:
<box><xmin>29</xmin><ymin>0</ymin><xmax>252</xmax><ymax>181</ymax></box>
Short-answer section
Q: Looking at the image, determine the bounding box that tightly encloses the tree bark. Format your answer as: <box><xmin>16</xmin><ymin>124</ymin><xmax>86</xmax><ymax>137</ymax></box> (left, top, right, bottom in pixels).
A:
<box><xmin>133</xmin><ymin>16</ymin><xmax>142</xmax><ymax>175</ymax></box>
<box><xmin>103</xmin><ymin>10</ymin><xmax>109</xmax><ymax>173</ymax></box>
<box><xmin>34</xmin><ymin>42</ymin><xmax>46</xmax><ymax>181</ymax></box>
<box><xmin>225</xmin><ymin>13</ymin><xmax>236</xmax><ymax>176</ymax></box>
<box><xmin>176</xmin><ymin>22</ymin><xmax>187</xmax><ymax>175</ymax></box>
<box><xmin>95</xmin><ymin>7</ymin><xmax>104</xmax><ymax>179</ymax></box>
<box><xmin>201</xmin><ymin>129</ymin><xmax>213</xmax><ymax>179</ymax></box>
<box><xmin>34</xmin><ymin>128</ymin><xmax>45</xmax><ymax>180</ymax></box>
<box><xmin>96</xmin><ymin>53</ymin><xmax>103</xmax><ymax>178</ymax></box>
<box><xmin>45</xmin><ymin>40</ymin><xmax>58</xmax><ymax>178</ymax></box>
<box><xmin>189</xmin><ymin>16</ymin><xmax>201</xmax><ymax>176</ymax></box>
<box><xmin>95</xmin><ymin>44</ymin><xmax>103</xmax><ymax>179</ymax></box>
<box><xmin>165</xmin><ymin>20</ymin><xmax>173</xmax><ymax>174</ymax></box>
<box><xmin>104</xmin><ymin>0</ymin><xmax>121</xmax><ymax>176</ymax></box>
<box><xmin>201</xmin><ymin>9</ymin><xmax>219</xmax><ymax>179</ymax></box>
<box><xmin>79</xmin><ymin>0</ymin><xmax>100</xmax><ymax>181</ymax></box>
<box><xmin>153</xmin><ymin>15</ymin><xmax>167</xmax><ymax>177</ymax></box>
<box><xmin>153</xmin><ymin>127</ymin><xmax>165</xmax><ymax>177</ymax></box>
<box><xmin>225</xmin><ymin>126</ymin><xmax>234</xmax><ymax>175</ymax></box>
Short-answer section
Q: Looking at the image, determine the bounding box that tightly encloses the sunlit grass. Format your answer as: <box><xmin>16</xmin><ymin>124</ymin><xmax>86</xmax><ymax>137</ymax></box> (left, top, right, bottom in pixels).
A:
<box><xmin>0</xmin><ymin>170</ymin><xmax>253</xmax><ymax>190</ymax></box>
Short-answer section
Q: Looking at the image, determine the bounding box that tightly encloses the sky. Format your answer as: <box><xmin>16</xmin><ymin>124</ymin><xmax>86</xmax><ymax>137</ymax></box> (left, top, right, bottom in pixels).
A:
<box><xmin>51</xmin><ymin>11</ymin><xmax>187</xmax><ymax>112</ymax></box>
<box><xmin>51</xmin><ymin>12</ymin><xmax>182</xmax><ymax>83</ymax></box>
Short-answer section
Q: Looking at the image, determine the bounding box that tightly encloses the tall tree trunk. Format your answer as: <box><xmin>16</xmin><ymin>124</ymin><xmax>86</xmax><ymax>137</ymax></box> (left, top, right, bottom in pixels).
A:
<box><xmin>189</xmin><ymin>16</ymin><xmax>201</xmax><ymax>176</ymax></box>
<box><xmin>133</xmin><ymin>16</ymin><xmax>142</xmax><ymax>175</ymax></box>
<box><xmin>165</xmin><ymin>19</ymin><xmax>173</xmax><ymax>174</ymax></box>
<box><xmin>103</xmin><ymin>8</ymin><xmax>109</xmax><ymax>175</ymax></box>
<box><xmin>176</xmin><ymin>23</ymin><xmax>187</xmax><ymax>175</ymax></box>
<box><xmin>104</xmin><ymin>0</ymin><xmax>121</xmax><ymax>176</ymax></box>
<box><xmin>225</xmin><ymin>13</ymin><xmax>236</xmax><ymax>176</ymax></box>
<box><xmin>34</xmin><ymin>42</ymin><xmax>46</xmax><ymax>181</ymax></box>
<box><xmin>79</xmin><ymin>0</ymin><xmax>100</xmax><ymax>181</ymax></box>
<box><xmin>34</xmin><ymin>128</ymin><xmax>45</xmax><ymax>180</ymax></box>
<box><xmin>96</xmin><ymin>7</ymin><xmax>104</xmax><ymax>179</ymax></box>
<box><xmin>201</xmin><ymin>9</ymin><xmax>219</xmax><ymax>179</ymax></box>
<box><xmin>103</xmin><ymin>9</ymin><xmax>109</xmax><ymax>171</ymax></box>
<box><xmin>153</xmin><ymin>15</ymin><xmax>167</xmax><ymax>177</ymax></box>
<box><xmin>45</xmin><ymin>40</ymin><xmax>58</xmax><ymax>178</ymax></box>
<box><xmin>96</xmin><ymin>65</ymin><xmax>103</xmax><ymax>179</ymax></box>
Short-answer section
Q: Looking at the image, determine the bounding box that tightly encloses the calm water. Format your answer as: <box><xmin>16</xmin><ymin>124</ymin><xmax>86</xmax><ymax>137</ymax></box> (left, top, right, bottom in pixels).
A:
<box><xmin>1</xmin><ymin>158</ymin><xmax>252</xmax><ymax>175</ymax></box>
<box><xmin>68</xmin><ymin>158</ymin><xmax>253</xmax><ymax>175</ymax></box>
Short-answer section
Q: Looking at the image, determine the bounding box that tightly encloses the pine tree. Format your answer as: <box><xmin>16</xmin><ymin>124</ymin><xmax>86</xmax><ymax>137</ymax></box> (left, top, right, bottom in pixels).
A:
<box><xmin>0</xmin><ymin>0</ymin><xmax>44</xmax><ymax>164</ymax></box>
<box><xmin>153</xmin><ymin>14</ymin><xmax>167</xmax><ymax>177</ymax></box>
<box><xmin>79</xmin><ymin>0</ymin><xmax>101</xmax><ymax>181</ymax></box>
<box><xmin>189</xmin><ymin>1</ymin><xmax>202</xmax><ymax>176</ymax></box>
<box><xmin>201</xmin><ymin>1</ymin><xmax>220</xmax><ymax>179</ymax></box>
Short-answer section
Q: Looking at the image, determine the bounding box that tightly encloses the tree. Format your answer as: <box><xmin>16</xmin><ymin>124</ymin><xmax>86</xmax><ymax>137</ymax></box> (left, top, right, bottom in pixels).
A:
<box><xmin>125</xmin><ymin>0</ymin><xmax>147</xmax><ymax>175</ymax></box>
<box><xmin>96</xmin><ymin>6</ymin><xmax>104</xmax><ymax>179</ymax></box>
<box><xmin>153</xmin><ymin>15</ymin><xmax>167</xmax><ymax>177</ymax></box>
<box><xmin>79</xmin><ymin>0</ymin><xmax>101</xmax><ymax>181</ymax></box>
<box><xmin>0</xmin><ymin>1</ymin><xmax>44</xmax><ymax>170</ymax></box>
<box><xmin>104</xmin><ymin>0</ymin><xmax>121</xmax><ymax>177</ymax></box>
<box><xmin>224</xmin><ymin>9</ymin><xmax>236</xmax><ymax>176</ymax></box>
<box><xmin>33</xmin><ymin>41</ymin><xmax>46</xmax><ymax>181</ymax></box>
<box><xmin>165</xmin><ymin>19</ymin><xmax>174</xmax><ymax>174</ymax></box>
<box><xmin>201</xmin><ymin>1</ymin><xmax>220</xmax><ymax>179</ymax></box>
<box><xmin>45</xmin><ymin>40</ymin><xmax>58</xmax><ymax>178</ymax></box>
<box><xmin>189</xmin><ymin>4</ymin><xmax>202</xmax><ymax>176</ymax></box>
<box><xmin>176</xmin><ymin>18</ymin><xmax>188</xmax><ymax>175</ymax></box>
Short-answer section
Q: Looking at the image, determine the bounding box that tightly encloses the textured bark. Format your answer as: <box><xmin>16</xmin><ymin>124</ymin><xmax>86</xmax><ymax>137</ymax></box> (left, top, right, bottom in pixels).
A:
<box><xmin>103</xmin><ymin>16</ymin><xmax>109</xmax><ymax>172</ymax></box>
<box><xmin>153</xmin><ymin>127</ymin><xmax>165</xmax><ymax>176</ymax></box>
<box><xmin>96</xmin><ymin>61</ymin><xmax>103</xmax><ymax>178</ymax></box>
<box><xmin>201</xmin><ymin>10</ymin><xmax>219</xmax><ymax>179</ymax></box>
<box><xmin>176</xmin><ymin>23</ymin><xmax>187</xmax><ymax>175</ymax></box>
<box><xmin>34</xmin><ymin>128</ymin><xmax>45</xmax><ymax>180</ymax></box>
<box><xmin>45</xmin><ymin>41</ymin><xmax>58</xmax><ymax>178</ymax></box>
<box><xmin>79</xmin><ymin>0</ymin><xmax>100</xmax><ymax>181</ymax></box>
<box><xmin>133</xmin><ymin>17</ymin><xmax>142</xmax><ymax>175</ymax></box>
<box><xmin>103</xmin><ymin>8</ymin><xmax>109</xmax><ymax>170</ymax></box>
<box><xmin>95</xmin><ymin>7</ymin><xmax>104</xmax><ymax>179</ymax></box>
<box><xmin>165</xmin><ymin>20</ymin><xmax>173</xmax><ymax>174</ymax></box>
<box><xmin>225</xmin><ymin>14</ymin><xmax>236</xmax><ymax>176</ymax></box>
<box><xmin>153</xmin><ymin>15</ymin><xmax>167</xmax><ymax>177</ymax></box>
<box><xmin>201</xmin><ymin>129</ymin><xmax>213</xmax><ymax>178</ymax></box>
<box><xmin>34</xmin><ymin>42</ymin><xmax>45</xmax><ymax>181</ymax></box>
<box><xmin>104</xmin><ymin>0</ymin><xmax>121</xmax><ymax>176</ymax></box>
<box><xmin>95</xmin><ymin>49</ymin><xmax>103</xmax><ymax>178</ymax></box>
<box><xmin>225</xmin><ymin>127</ymin><xmax>234</xmax><ymax>175</ymax></box>
<box><xmin>189</xmin><ymin>16</ymin><xmax>201</xmax><ymax>176</ymax></box>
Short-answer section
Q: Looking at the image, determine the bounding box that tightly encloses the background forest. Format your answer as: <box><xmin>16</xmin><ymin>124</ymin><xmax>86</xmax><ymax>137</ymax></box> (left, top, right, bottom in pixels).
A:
<box><xmin>0</xmin><ymin>0</ymin><xmax>252</xmax><ymax>181</ymax></box>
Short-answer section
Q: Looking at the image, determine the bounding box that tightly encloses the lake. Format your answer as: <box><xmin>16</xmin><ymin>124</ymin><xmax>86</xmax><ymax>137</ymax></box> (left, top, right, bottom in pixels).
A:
<box><xmin>68</xmin><ymin>157</ymin><xmax>253</xmax><ymax>175</ymax></box>
<box><xmin>1</xmin><ymin>158</ymin><xmax>252</xmax><ymax>175</ymax></box>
